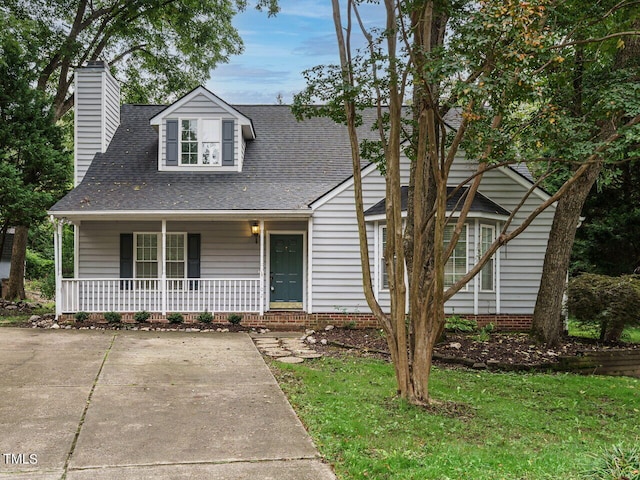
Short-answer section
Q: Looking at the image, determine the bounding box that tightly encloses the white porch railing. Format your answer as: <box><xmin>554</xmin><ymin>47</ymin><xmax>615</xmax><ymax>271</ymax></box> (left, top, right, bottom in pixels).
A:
<box><xmin>60</xmin><ymin>278</ymin><xmax>261</xmax><ymax>314</ymax></box>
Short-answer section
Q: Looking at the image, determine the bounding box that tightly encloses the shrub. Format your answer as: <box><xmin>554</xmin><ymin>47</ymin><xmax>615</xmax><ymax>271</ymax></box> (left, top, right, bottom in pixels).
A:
<box><xmin>198</xmin><ymin>311</ymin><xmax>213</xmax><ymax>324</ymax></box>
<box><xmin>344</xmin><ymin>320</ymin><xmax>357</xmax><ymax>330</ymax></box>
<box><xmin>25</xmin><ymin>249</ymin><xmax>54</xmax><ymax>280</ymax></box>
<box><xmin>582</xmin><ymin>444</ymin><xmax>640</xmax><ymax>480</ymax></box>
<box><xmin>445</xmin><ymin>315</ymin><xmax>478</xmax><ymax>333</ymax></box>
<box><xmin>39</xmin><ymin>272</ymin><xmax>56</xmax><ymax>300</ymax></box>
<box><xmin>167</xmin><ymin>312</ymin><xmax>184</xmax><ymax>324</ymax></box>
<box><xmin>567</xmin><ymin>274</ymin><xmax>640</xmax><ymax>342</ymax></box>
<box><xmin>134</xmin><ymin>310</ymin><xmax>151</xmax><ymax>323</ymax></box>
<box><xmin>104</xmin><ymin>311</ymin><xmax>122</xmax><ymax>324</ymax></box>
<box><xmin>227</xmin><ymin>313</ymin><xmax>242</xmax><ymax>325</ymax></box>
<box><xmin>74</xmin><ymin>311</ymin><xmax>90</xmax><ymax>322</ymax></box>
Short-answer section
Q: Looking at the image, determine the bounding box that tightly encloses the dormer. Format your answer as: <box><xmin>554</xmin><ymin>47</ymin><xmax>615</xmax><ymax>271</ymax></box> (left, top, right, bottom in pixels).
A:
<box><xmin>150</xmin><ymin>86</ymin><xmax>255</xmax><ymax>172</ymax></box>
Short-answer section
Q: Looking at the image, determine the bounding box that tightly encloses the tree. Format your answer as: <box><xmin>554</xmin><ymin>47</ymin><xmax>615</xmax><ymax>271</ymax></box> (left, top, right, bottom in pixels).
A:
<box><xmin>1</xmin><ymin>0</ymin><xmax>279</xmax><ymax>298</ymax></box>
<box><xmin>531</xmin><ymin>10</ymin><xmax>640</xmax><ymax>346</ymax></box>
<box><xmin>0</xmin><ymin>25</ymin><xmax>71</xmax><ymax>299</ymax></box>
<box><xmin>571</xmin><ymin>159</ymin><xmax>640</xmax><ymax>276</ymax></box>
<box><xmin>3</xmin><ymin>0</ymin><xmax>279</xmax><ymax>120</ymax></box>
<box><xmin>294</xmin><ymin>0</ymin><xmax>640</xmax><ymax>405</ymax></box>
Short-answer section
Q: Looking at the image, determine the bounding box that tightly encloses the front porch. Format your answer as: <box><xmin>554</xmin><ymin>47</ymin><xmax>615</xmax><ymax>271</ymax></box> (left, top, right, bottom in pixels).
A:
<box><xmin>51</xmin><ymin>215</ymin><xmax>311</xmax><ymax>318</ymax></box>
<box><xmin>60</xmin><ymin>278</ymin><xmax>261</xmax><ymax>314</ymax></box>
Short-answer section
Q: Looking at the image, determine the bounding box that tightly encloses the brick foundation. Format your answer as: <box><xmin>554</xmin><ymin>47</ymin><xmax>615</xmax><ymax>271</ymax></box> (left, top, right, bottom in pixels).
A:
<box><xmin>59</xmin><ymin>311</ymin><xmax>532</xmax><ymax>331</ymax></box>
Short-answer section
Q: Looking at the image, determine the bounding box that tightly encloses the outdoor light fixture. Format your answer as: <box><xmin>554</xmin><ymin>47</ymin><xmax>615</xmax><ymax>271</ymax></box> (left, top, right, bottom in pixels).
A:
<box><xmin>251</xmin><ymin>221</ymin><xmax>260</xmax><ymax>243</ymax></box>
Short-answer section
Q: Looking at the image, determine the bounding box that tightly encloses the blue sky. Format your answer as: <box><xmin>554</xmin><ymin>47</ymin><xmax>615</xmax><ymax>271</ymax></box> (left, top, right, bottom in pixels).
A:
<box><xmin>207</xmin><ymin>1</ymin><xmax>381</xmax><ymax>105</ymax></box>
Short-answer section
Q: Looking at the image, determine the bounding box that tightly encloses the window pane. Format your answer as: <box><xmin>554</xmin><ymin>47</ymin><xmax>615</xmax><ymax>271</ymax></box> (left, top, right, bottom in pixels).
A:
<box><xmin>381</xmin><ymin>227</ymin><xmax>388</xmax><ymax>289</ymax></box>
<box><xmin>202</xmin><ymin>142</ymin><xmax>220</xmax><ymax>165</ymax></box>
<box><xmin>444</xmin><ymin>224</ymin><xmax>467</xmax><ymax>286</ymax></box>
<box><xmin>166</xmin><ymin>262</ymin><xmax>184</xmax><ymax>278</ymax></box>
<box><xmin>480</xmin><ymin>225</ymin><xmax>495</xmax><ymax>290</ymax></box>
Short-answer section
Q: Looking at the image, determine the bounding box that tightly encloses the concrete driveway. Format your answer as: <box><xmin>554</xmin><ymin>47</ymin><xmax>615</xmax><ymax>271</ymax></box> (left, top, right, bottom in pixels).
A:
<box><xmin>0</xmin><ymin>328</ymin><xmax>335</xmax><ymax>480</ymax></box>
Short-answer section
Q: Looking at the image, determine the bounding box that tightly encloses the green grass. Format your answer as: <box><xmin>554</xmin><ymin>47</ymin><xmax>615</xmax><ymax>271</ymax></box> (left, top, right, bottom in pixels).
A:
<box><xmin>568</xmin><ymin>320</ymin><xmax>640</xmax><ymax>343</ymax></box>
<box><xmin>273</xmin><ymin>357</ymin><xmax>640</xmax><ymax>480</ymax></box>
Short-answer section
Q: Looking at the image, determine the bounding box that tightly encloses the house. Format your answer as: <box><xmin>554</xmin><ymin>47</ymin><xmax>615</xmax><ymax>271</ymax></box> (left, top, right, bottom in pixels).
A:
<box><xmin>49</xmin><ymin>61</ymin><xmax>555</xmax><ymax>329</ymax></box>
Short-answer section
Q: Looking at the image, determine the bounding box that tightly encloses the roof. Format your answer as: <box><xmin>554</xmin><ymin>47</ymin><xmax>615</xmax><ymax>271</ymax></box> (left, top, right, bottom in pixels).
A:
<box><xmin>50</xmin><ymin>102</ymin><xmax>539</xmax><ymax>215</ymax></box>
<box><xmin>364</xmin><ymin>186</ymin><xmax>511</xmax><ymax>217</ymax></box>
<box><xmin>51</xmin><ymin>105</ymin><xmax>380</xmax><ymax>213</ymax></box>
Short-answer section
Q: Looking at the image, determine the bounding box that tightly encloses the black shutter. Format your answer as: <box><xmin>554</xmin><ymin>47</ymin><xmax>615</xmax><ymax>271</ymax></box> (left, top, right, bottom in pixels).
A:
<box><xmin>187</xmin><ymin>233</ymin><xmax>201</xmax><ymax>290</ymax></box>
<box><xmin>166</xmin><ymin>119</ymin><xmax>179</xmax><ymax>166</ymax></box>
<box><xmin>120</xmin><ymin>233</ymin><xmax>134</xmax><ymax>290</ymax></box>
<box><xmin>222</xmin><ymin>120</ymin><xmax>234</xmax><ymax>166</ymax></box>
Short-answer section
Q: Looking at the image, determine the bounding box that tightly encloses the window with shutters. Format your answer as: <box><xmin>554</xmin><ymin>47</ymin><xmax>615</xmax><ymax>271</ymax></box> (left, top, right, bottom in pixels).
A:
<box><xmin>134</xmin><ymin>233</ymin><xmax>187</xmax><ymax>280</ymax></box>
<box><xmin>167</xmin><ymin>118</ymin><xmax>234</xmax><ymax>167</ymax></box>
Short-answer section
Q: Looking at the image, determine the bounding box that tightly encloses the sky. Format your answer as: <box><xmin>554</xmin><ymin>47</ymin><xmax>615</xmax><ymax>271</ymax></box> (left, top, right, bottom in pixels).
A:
<box><xmin>207</xmin><ymin>1</ymin><xmax>382</xmax><ymax>105</ymax></box>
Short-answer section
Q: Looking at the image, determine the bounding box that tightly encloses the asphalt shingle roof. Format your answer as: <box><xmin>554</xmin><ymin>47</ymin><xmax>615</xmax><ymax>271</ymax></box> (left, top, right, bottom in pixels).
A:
<box><xmin>50</xmin><ymin>103</ymin><xmax>536</xmax><ymax>214</ymax></box>
<box><xmin>51</xmin><ymin>104</ymin><xmax>378</xmax><ymax>213</ymax></box>
<box><xmin>364</xmin><ymin>186</ymin><xmax>511</xmax><ymax>217</ymax></box>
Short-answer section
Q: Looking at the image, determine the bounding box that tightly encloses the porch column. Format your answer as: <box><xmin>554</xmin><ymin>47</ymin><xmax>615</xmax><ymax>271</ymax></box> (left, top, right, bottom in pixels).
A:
<box><xmin>52</xmin><ymin>217</ymin><xmax>63</xmax><ymax>319</ymax></box>
<box><xmin>259</xmin><ymin>219</ymin><xmax>265</xmax><ymax>315</ymax></box>
<box><xmin>473</xmin><ymin>219</ymin><xmax>479</xmax><ymax>315</ymax></box>
<box><xmin>161</xmin><ymin>220</ymin><xmax>167</xmax><ymax>315</ymax></box>
<box><xmin>74</xmin><ymin>222</ymin><xmax>80</xmax><ymax>279</ymax></box>
<box><xmin>495</xmin><ymin>222</ymin><xmax>501</xmax><ymax>314</ymax></box>
<box><xmin>307</xmin><ymin>216</ymin><xmax>313</xmax><ymax>313</ymax></box>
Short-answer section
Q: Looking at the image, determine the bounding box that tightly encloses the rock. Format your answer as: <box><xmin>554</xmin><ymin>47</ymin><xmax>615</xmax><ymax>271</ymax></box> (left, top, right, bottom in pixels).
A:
<box><xmin>221</xmin><ymin>328</ymin><xmax>229</xmax><ymax>333</ymax></box>
<box><xmin>320</xmin><ymin>339</ymin><xmax>328</xmax><ymax>345</ymax></box>
<box><xmin>306</xmin><ymin>336</ymin><xmax>317</xmax><ymax>344</ymax></box>
<box><xmin>449</xmin><ymin>342</ymin><xmax>462</xmax><ymax>350</ymax></box>
<box><xmin>472</xmin><ymin>362</ymin><xmax>487</xmax><ymax>369</ymax></box>
<box><xmin>324</xmin><ymin>325</ymin><xmax>335</xmax><ymax>331</ymax></box>
<box><xmin>141</xmin><ymin>327</ymin><xmax>150</xmax><ymax>331</ymax></box>
<box><xmin>29</xmin><ymin>315</ymin><xmax>42</xmax><ymax>322</ymax></box>
<box><xmin>277</xmin><ymin>356</ymin><xmax>304</xmax><ymax>364</ymax></box>
<box><xmin>305</xmin><ymin>329</ymin><xmax>315</xmax><ymax>336</ymax></box>
<box><xmin>6</xmin><ymin>305</ymin><xmax>17</xmax><ymax>310</ymax></box>
<box><xmin>51</xmin><ymin>323</ymin><xmax>60</xmax><ymax>329</ymax></box>
<box><xmin>65</xmin><ymin>325</ymin><xmax>72</xmax><ymax>329</ymax></box>
<box><xmin>297</xmin><ymin>352</ymin><xmax>323</xmax><ymax>359</ymax></box>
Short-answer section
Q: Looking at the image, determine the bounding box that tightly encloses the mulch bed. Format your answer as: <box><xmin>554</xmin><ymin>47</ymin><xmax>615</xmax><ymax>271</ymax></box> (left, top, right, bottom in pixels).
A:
<box><xmin>311</xmin><ymin>328</ymin><xmax>640</xmax><ymax>371</ymax></box>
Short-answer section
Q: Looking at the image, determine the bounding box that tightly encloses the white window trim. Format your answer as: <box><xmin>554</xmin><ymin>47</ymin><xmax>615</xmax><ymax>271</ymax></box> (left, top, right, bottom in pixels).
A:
<box><xmin>178</xmin><ymin>118</ymin><xmax>222</xmax><ymax>167</ymax></box>
<box><xmin>479</xmin><ymin>224</ymin><xmax>496</xmax><ymax>292</ymax></box>
<box><xmin>134</xmin><ymin>232</ymin><xmax>187</xmax><ymax>280</ymax></box>
<box><xmin>378</xmin><ymin>225</ymin><xmax>389</xmax><ymax>292</ymax></box>
<box><xmin>444</xmin><ymin>223</ymin><xmax>469</xmax><ymax>291</ymax></box>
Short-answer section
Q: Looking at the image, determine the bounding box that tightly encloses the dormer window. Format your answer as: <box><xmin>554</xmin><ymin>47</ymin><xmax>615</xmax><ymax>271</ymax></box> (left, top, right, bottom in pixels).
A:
<box><xmin>151</xmin><ymin>86</ymin><xmax>255</xmax><ymax>172</ymax></box>
<box><xmin>166</xmin><ymin>117</ymin><xmax>234</xmax><ymax>168</ymax></box>
<box><xmin>180</xmin><ymin>119</ymin><xmax>221</xmax><ymax>166</ymax></box>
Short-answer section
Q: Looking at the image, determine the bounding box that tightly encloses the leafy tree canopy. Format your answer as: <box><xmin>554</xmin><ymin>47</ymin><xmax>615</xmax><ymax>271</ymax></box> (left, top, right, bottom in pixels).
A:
<box><xmin>0</xmin><ymin>21</ymin><xmax>71</xmax><ymax>229</ymax></box>
<box><xmin>1</xmin><ymin>0</ymin><xmax>279</xmax><ymax>118</ymax></box>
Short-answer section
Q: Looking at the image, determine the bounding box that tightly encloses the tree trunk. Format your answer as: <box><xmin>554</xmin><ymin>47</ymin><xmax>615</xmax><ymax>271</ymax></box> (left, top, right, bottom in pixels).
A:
<box><xmin>531</xmin><ymin>162</ymin><xmax>601</xmax><ymax>345</ymax></box>
<box><xmin>4</xmin><ymin>225</ymin><xmax>28</xmax><ymax>300</ymax></box>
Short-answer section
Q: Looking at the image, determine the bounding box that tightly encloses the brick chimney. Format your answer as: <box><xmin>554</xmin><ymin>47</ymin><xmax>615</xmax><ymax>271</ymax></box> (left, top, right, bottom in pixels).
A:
<box><xmin>74</xmin><ymin>61</ymin><xmax>120</xmax><ymax>186</ymax></box>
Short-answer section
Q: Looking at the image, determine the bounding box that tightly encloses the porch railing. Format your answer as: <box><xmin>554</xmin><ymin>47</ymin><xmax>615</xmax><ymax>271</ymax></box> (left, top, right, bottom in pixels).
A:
<box><xmin>60</xmin><ymin>278</ymin><xmax>261</xmax><ymax>314</ymax></box>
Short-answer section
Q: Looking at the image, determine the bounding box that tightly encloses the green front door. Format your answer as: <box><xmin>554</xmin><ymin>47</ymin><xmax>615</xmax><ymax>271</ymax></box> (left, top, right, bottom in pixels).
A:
<box><xmin>270</xmin><ymin>234</ymin><xmax>303</xmax><ymax>308</ymax></box>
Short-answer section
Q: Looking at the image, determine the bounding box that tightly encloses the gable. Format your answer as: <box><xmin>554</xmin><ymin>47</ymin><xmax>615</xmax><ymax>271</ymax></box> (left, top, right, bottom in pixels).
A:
<box><xmin>149</xmin><ymin>87</ymin><xmax>255</xmax><ymax>172</ymax></box>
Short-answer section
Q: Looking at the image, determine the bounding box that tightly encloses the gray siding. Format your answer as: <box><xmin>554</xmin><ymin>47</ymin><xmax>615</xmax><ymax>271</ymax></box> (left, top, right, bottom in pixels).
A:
<box><xmin>78</xmin><ymin>220</ymin><xmax>308</xmax><ymax>280</ymax></box>
<box><xmin>79</xmin><ymin>221</ymin><xmax>261</xmax><ymax>278</ymax></box>
<box><xmin>74</xmin><ymin>66</ymin><xmax>120</xmax><ymax>185</ymax></box>
<box><xmin>311</xmin><ymin>155</ymin><xmax>553</xmax><ymax>315</ymax></box>
<box><xmin>160</xmin><ymin>93</ymin><xmax>239</xmax><ymax>168</ymax></box>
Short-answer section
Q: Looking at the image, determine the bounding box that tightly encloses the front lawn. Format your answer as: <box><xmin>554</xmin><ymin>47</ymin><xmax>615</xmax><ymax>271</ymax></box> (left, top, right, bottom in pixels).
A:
<box><xmin>273</xmin><ymin>357</ymin><xmax>639</xmax><ymax>479</ymax></box>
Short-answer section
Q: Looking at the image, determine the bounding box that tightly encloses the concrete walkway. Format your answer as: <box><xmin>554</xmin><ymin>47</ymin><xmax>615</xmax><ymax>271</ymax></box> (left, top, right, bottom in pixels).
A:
<box><xmin>0</xmin><ymin>328</ymin><xmax>336</xmax><ymax>480</ymax></box>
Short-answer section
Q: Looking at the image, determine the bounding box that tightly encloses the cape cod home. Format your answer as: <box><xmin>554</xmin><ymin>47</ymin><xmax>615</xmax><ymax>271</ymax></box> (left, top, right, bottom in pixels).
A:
<box><xmin>49</xmin><ymin>61</ymin><xmax>555</xmax><ymax>329</ymax></box>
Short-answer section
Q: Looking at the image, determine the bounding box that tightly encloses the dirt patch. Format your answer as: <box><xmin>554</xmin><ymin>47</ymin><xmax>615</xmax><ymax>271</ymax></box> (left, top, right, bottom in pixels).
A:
<box><xmin>311</xmin><ymin>328</ymin><xmax>640</xmax><ymax>369</ymax></box>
